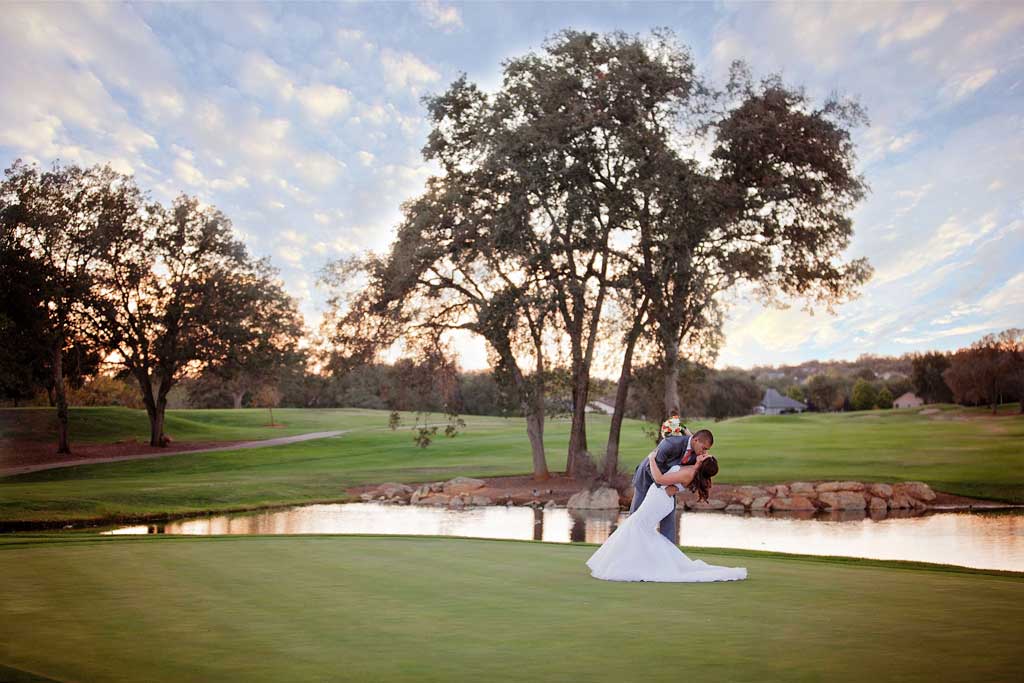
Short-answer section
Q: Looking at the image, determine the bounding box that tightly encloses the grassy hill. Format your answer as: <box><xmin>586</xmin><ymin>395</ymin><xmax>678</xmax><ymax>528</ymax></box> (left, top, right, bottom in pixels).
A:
<box><xmin>0</xmin><ymin>534</ymin><xmax>1021</xmax><ymax>682</ymax></box>
<box><xmin>1</xmin><ymin>404</ymin><xmax>1021</xmax><ymax>524</ymax></box>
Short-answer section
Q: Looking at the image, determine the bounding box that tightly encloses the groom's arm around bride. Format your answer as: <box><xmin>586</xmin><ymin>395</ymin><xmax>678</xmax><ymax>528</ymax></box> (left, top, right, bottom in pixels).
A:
<box><xmin>628</xmin><ymin>433</ymin><xmax>692</xmax><ymax>543</ymax></box>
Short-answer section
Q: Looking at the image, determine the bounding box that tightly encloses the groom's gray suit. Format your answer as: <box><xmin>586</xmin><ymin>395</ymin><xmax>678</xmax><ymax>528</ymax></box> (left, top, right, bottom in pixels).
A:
<box><xmin>630</xmin><ymin>434</ymin><xmax>697</xmax><ymax>544</ymax></box>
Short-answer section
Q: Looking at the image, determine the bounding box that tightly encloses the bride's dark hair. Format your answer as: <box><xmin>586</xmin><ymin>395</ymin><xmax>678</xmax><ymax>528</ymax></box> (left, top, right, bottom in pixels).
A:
<box><xmin>688</xmin><ymin>456</ymin><xmax>719</xmax><ymax>503</ymax></box>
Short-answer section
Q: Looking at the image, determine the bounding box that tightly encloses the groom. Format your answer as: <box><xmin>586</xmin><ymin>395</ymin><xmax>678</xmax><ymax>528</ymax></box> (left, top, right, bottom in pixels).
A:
<box><xmin>630</xmin><ymin>428</ymin><xmax>714</xmax><ymax>543</ymax></box>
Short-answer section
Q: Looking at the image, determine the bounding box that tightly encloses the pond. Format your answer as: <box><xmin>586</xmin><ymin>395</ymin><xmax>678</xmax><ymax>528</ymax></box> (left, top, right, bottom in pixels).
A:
<box><xmin>101</xmin><ymin>503</ymin><xmax>1024</xmax><ymax>572</ymax></box>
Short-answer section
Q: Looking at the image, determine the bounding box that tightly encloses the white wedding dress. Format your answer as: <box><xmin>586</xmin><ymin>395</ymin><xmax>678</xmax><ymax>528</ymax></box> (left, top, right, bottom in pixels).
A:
<box><xmin>586</xmin><ymin>466</ymin><xmax>748</xmax><ymax>582</ymax></box>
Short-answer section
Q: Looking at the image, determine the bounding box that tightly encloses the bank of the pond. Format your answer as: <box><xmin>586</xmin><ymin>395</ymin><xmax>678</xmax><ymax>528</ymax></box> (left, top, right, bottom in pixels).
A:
<box><xmin>96</xmin><ymin>502</ymin><xmax>1024</xmax><ymax>572</ymax></box>
<box><xmin>0</xmin><ymin>535</ymin><xmax>1021</xmax><ymax>682</ymax></box>
<box><xmin>3</xmin><ymin>405</ymin><xmax>1021</xmax><ymax>526</ymax></box>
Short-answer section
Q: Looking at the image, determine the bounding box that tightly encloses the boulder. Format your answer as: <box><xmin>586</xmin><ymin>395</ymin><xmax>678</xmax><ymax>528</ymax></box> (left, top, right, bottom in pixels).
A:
<box><xmin>789</xmin><ymin>482</ymin><xmax>817</xmax><ymax>496</ymax></box>
<box><xmin>567</xmin><ymin>487</ymin><xmax>620</xmax><ymax>510</ymax></box>
<box><xmin>816</xmin><ymin>481</ymin><xmax>866</xmax><ymax>493</ymax></box>
<box><xmin>675</xmin><ymin>493</ymin><xmax>695</xmax><ymax>509</ymax></box>
<box><xmin>867</xmin><ymin>496</ymin><xmax>889</xmax><ymax>512</ymax></box>
<box><xmin>868</xmin><ymin>483</ymin><xmax>893</xmax><ymax>498</ymax></box>
<box><xmin>414</xmin><ymin>493</ymin><xmax>451</xmax><ymax>507</ymax></box>
<box><xmin>442</xmin><ymin>477</ymin><xmax>487</xmax><ymax>495</ymax></box>
<box><xmin>894</xmin><ymin>481</ymin><xmax>936</xmax><ymax>502</ymax></box>
<box><xmin>770</xmin><ymin>496</ymin><xmax>817</xmax><ymax>512</ymax></box>
<box><xmin>750</xmin><ymin>496</ymin><xmax>772</xmax><ymax>511</ymax></box>
<box><xmin>818</xmin><ymin>491</ymin><xmax>867</xmax><ymax>511</ymax></box>
<box><xmin>766</xmin><ymin>484</ymin><xmax>790</xmax><ymax>497</ymax></box>
<box><xmin>725</xmin><ymin>503</ymin><xmax>746</xmax><ymax>513</ymax></box>
<box><xmin>687</xmin><ymin>498</ymin><xmax>728</xmax><ymax>511</ymax></box>
<box><xmin>470</xmin><ymin>495</ymin><xmax>493</xmax><ymax>507</ymax></box>
<box><xmin>731</xmin><ymin>495</ymin><xmax>755</xmax><ymax>507</ymax></box>
<box><xmin>734</xmin><ymin>485</ymin><xmax>769</xmax><ymax>499</ymax></box>
<box><xmin>449</xmin><ymin>497</ymin><xmax>465</xmax><ymax>510</ymax></box>
<box><xmin>908</xmin><ymin>496</ymin><xmax>928</xmax><ymax>510</ymax></box>
<box><xmin>889</xmin><ymin>493</ymin><xmax>913</xmax><ymax>509</ymax></box>
<box><xmin>374</xmin><ymin>482</ymin><xmax>413</xmax><ymax>498</ymax></box>
<box><xmin>410</xmin><ymin>485</ymin><xmax>433</xmax><ymax>504</ymax></box>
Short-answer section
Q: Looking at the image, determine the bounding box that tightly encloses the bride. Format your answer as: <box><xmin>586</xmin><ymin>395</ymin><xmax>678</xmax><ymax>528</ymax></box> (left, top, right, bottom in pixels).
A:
<box><xmin>586</xmin><ymin>452</ymin><xmax>748</xmax><ymax>582</ymax></box>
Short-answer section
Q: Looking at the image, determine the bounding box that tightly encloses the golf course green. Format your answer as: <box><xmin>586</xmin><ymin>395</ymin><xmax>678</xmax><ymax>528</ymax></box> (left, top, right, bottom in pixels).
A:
<box><xmin>0</xmin><ymin>534</ymin><xmax>1021</xmax><ymax>682</ymax></box>
<box><xmin>1</xmin><ymin>404</ymin><xmax>1022</xmax><ymax>524</ymax></box>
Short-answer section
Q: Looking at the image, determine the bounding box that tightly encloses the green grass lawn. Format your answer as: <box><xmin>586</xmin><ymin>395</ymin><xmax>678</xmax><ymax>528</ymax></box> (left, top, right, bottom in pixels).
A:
<box><xmin>0</xmin><ymin>534</ymin><xmax>1020</xmax><ymax>682</ymax></box>
<box><xmin>1</xmin><ymin>404</ymin><xmax>1022</xmax><ymax>524</ymax></box>
<box><xmin>0</xmin><ymin>405</ymin><xmax>402</xmax><ymax>443</ymax></box>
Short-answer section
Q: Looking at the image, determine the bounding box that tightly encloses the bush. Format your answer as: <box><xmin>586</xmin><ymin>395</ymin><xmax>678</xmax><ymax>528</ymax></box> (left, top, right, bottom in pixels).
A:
<box><xmin>876</xmin><ymin>387</ymin><xmax>894</xmax><ymax>409</ymax></box>
<box><xmin>850</xmin><ymin>379</ymin><xmax>878</xmax><ymax>411</ymax></box>
<box><xmin>67</xmin><ymin>375</ymin><xmax>143</xmax><ymax>409</ymax></box>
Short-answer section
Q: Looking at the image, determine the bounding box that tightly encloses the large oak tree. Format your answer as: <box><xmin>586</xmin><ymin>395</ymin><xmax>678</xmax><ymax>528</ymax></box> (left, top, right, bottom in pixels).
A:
<box><xmin>89</xmin><ymin>193</ymin><xmax>294</xmax><ymax>446</ymax></box>
<box><xmin>0</xmin><ymin>160</ymin><xmax>126</xmax><ymax>452</ymax></box>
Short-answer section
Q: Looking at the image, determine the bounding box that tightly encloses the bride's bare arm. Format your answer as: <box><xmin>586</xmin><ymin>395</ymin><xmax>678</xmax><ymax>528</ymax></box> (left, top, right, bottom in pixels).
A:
<box><xmin>647</xmin><ymin>453</ymin><xmax>696</xmax><ymax>486</ymax></box>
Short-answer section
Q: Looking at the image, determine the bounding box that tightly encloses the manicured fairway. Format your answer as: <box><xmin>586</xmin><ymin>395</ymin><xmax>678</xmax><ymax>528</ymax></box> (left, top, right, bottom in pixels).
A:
<box><xmin>1</xmin><ymin>404</ymin><xmax>1022</xmax><ymax>524</ymax></box>
<box><xmin>0</xmin><ymin>535</ymin><xmax>1021</xmax><ymax>682</ymax></box>
<box><xmin>0</xmin><ymin>406</ymin><xmax>407</xmax><ymax>443</ymax></box>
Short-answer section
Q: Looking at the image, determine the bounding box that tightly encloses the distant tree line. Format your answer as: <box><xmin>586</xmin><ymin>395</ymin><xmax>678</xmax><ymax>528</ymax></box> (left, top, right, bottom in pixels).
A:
<box><xmin>739</xmin><ymin>330</ymin><xmax>1024</xmax><ymax>414</ymax></box>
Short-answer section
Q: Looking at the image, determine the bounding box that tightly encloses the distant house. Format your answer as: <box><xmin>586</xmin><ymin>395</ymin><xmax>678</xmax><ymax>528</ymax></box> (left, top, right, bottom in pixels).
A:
<box><xmin>754</xmin><ymin>388</ymin><xmax>807</xmax><ymax>415</ymax></box>
<box><xmin>586</xmin><ymin>397</ymin><xmax>617</xmax><ymax>415</ymax></box>
<box><xmin>893</xmin><ymin>392</ymin><xmax>924</xmax><ymax>409</ymax></box>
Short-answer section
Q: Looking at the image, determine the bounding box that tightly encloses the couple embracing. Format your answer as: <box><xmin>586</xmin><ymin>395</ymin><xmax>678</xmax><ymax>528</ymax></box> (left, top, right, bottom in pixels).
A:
<box><xmin>586</xmin><ymin>427</ymin><xmax>748</xmax><ymax>583</ymax></box>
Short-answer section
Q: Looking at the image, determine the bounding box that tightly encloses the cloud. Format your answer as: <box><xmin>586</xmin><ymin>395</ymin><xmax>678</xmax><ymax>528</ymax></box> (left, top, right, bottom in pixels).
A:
<box><xmin>336</xmin><ymin>28</ymin><xmax>376</xmax><ymax>53</ymax></box>
<box><xmin>887</xmin><ymin>131</ymin><xmax>918</xmax><ymax>153</ymax></box>
<box><xmin>238</xmin><ymin>52</ymin><xmax>296</xmax><ymax>102</ymax></box>
<box><xmin>296</xmin><ymin>83</ymin><xmax>353</xmax><ymax>121</ymax></box>
<box><xmin>238</xmin><ymin>117</ymin><xmax>292</xmax><ymax>161</ymax></box>
<box><xmin>293</xmin><ymin>151</ymin><xmax>346</xmax><ymax>188</ymax></box>
<box><xmin>210</xmin><ymin>175</ymin><xmax>249</xmax><ymax>191</ymax></box>
<box><xmin>942</xmin><ymin>67</ymin><xmax>998</xmax><ymax>102</ymax></box>
<box><xmin>237</xmin><ymin>51</ymin><xmax>354</xmax><ymax>122</ymax></box>
<box><xmin>876</xmin><ymin>4</ymin><xmax>949</xmax><ymax>47</ymax></box>
<box><xmin>979</xmin><ymin>271</ymin><xmax>1024</xmax><ymax>317</ymax></box>
<box><xmin>871</xmin><ymin>210</ymin><xmax>998</xmax><ymax>285</ymax></box>
<box><xmin>173</xmin><ymin>158</ymin><xmax>205</xmax><ymax>186</ymax></box>
<box><xmin>380</xmin><ymin>49</ymin><xmax>442</xmax><ymax>93</ymax></box>
<box><xmin>419</xmin><ymin>0</ymin><xmax>463</xmax><ymax>31</ymax></box>
<box><xmin>276</xmin><ymin>244</ymin><xmax>305</xmax><ymax>264</ymax></box>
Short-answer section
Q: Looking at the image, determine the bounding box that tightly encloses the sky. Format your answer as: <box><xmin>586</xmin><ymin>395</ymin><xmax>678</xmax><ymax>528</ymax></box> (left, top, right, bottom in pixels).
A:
<box><xmin>1</xmin><ymin>1</ymin><xmax>1021</xmax><ymax>371</ymax></box>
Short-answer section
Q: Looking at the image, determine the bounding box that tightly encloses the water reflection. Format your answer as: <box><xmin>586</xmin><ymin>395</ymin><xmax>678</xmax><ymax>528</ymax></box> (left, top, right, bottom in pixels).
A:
<box><xmin>101</xmin><ymin>504</ymin><xmax>1024</xmax><ymax>572</ymax></box>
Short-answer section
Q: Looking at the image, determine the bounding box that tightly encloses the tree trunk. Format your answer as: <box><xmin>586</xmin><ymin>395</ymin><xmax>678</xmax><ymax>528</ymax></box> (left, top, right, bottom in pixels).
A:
<box><xmin>526</xmin><ymin>408</ymin><xmax>548</xmax><ymax>481</ymax></box>
<box><xmin>662</xmin><ymin>338</ymin><xmax>680</xmax><ymax>417</ymax></box>
<box><xmin>566</xmin><ymin>368</ymin><xmax>590</xmax><ymax>477</ymax></box>
<box><xmin>232</xmin><ymin>391</ymin><xmax>244</xmax><ymax>409</ymax></box>
<box><xmin>150</xmin><ymin>406</ymin><xmax>166</xmax><ymax>446</ymax></box>
<box><xmin>519</xmin><ymin>365</ymin><xmax>548</xmax><ymax>481</ymax></box>
<box><xmin>495</xmin><ymin>338</ymin><xmax>549</xmax><ymax>481</ymax></box>
<box><xmin>137</xmin><ymin>372</ymin><xmax>169</xmax><ymax>447</ymax></box>
<box><xmin>604</xmin><ymin>297</ymin><xmax>649</xmax><ymax>481</ymax></box>
<box><xmin>53</xmin><ymin>342</ymin><xmax>70</xmax><ymax>454</ymax></box>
